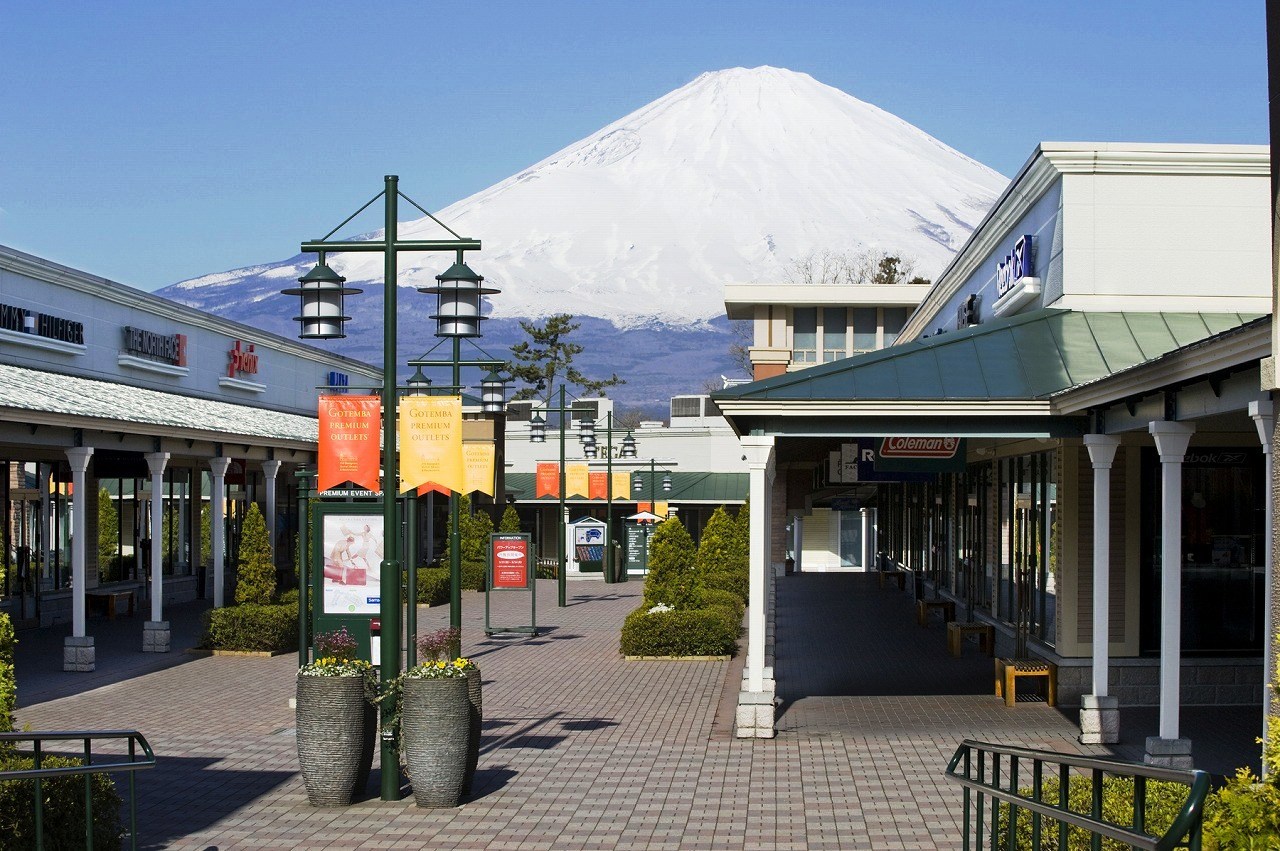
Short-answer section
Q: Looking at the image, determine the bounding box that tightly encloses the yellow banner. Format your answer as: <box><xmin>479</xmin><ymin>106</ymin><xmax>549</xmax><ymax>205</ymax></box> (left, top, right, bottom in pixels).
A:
<box><xmin>463</xmin><ymin>443</ymin><xmax>495</xmax><ymax>496</ymax></box>
<box><xmin>398</xmin><ymin>396</ymin><xmax>463</xmax><ymax>494</ymax></box>
<box><xmin>612</xmin><ymin>471</ymin><xmax>631</xmax><ymax>500</ymax></box>
<box><xmin>655</xmin><ymin>501</ymin><xmax>669</xmax><ymax>519</ymax></box>
<box><xmin>566</xmin><ymin>463</ymin><xmax>589</xmax><ymax>498</ymax></box>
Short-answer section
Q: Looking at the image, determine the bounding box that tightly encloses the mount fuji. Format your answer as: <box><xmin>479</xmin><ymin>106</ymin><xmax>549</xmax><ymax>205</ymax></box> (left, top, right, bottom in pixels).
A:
<box><xmin>159</xmin><ymin>66</ymin><xmax>1008</xmax><ymax>412</ymax></box>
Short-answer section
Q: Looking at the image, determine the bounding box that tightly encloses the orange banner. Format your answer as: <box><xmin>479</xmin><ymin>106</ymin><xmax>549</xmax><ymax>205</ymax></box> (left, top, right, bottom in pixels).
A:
<box><xmin>463</xmin><ymin>443</ymin><xmax>496</xmax><ymax>496</ymax></box>
<box><xmin>566</xmin><ymin>463</ymin><xmax>589</xmax><ymax>498</ymax></box>
<box><xmin>536</xmin><ymin>462</ymin><xmax>559</xmax><ymax>498</ymax></box>
<box><xmin>318</xmin><ymin>395</ymin><xmax>381</xmax><ymax>493</ymax></box>
<box><xmin>416</xmin><ymin>482</ymin><xmax>450</xmax><ymax>497</ymax></box>
<box><xmin>588</xmin><ymin>472</ymin><xmax>607</xmax><ymax>500</ymax></box>
<box><xmin>399</xmin><ymin>396</ymin><xmax>463</xmax><ymax>494</ymax></box>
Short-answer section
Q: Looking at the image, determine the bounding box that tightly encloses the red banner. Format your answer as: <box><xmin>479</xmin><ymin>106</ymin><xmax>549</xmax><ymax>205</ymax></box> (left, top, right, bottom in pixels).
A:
<box><xmin>491</xmin><ymin>535</ymin><xmax>530</xmax><ymax>589</ymax></box>
<box><xmin>318</xmin><ymin>395</ymin><xmax>381</xmax><ymax>493</ymax></box>
<box><xmin>416</xmin><ymin>482</ymin><xmax>450</xmax><ymax>497</ymax></box>
<box><xmin>536</xmin><ymin>462</ymin><xmax>559</xmax><ymax>498</ymax></box>
<box><xmin>588</xmin><ymin>472</ymin><xmax>607</xmax><ymax>499</ymax></box>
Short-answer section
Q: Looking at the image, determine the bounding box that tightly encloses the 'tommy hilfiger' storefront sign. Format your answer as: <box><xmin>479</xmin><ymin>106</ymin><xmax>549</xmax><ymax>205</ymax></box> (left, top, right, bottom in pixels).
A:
<box><xmin>227</xmin><ymin>341</ymin><xmax>259</xmax><ymax>377</ymax></box>
<box><xmin>992</xmin><ymin>235</ymin><xmax>1040</xmax><ymax>317</ymax></box>
<box><xmin>0</xmin><ymin>302</ymin><xmax>84</xmax><ymax>344</ymax></box>
<box><xmin>123</xmin><ymin>326</ymin><xmax>187</xmax><ymax>365</ymax></box>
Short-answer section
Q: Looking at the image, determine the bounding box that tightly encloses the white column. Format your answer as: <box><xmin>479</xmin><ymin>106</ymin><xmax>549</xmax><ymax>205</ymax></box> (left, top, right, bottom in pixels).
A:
<box><xmin>860</xmin><ymin>507</ymin><xmax>871</xmax><ymax>572</ymax></box>
<box><xmin>145</xmin><ymin>452</ymin><xmax>169</xmax><ymax>622</ymax></box>
<box><xmin>742</xmin><ymin>436</ymin><xmax>775</xmax><ymax>693</ymax></box>
<box><xmin>209</xmin><ymin>457</ymin><xmax>231</xmax><ymax>608</ymax></box>
<box><xmin>1149</xmin><ymin>422</ymin><xmax>1194</xmax><ymax>744</ymax></box>
<box><xmin>65</xmin><ymin>448</ymin><xmax>94</xmax><ymax>638</ymax></box>
<box><xmin>1083</xmin><ymin>434</ymin><xmax>1120</xmax><ymax>696</ymax></box>
<box><xmin>1250</xmin><ymin>400</ymin><xmax>1275</xmax><ymax>748</ymax></box>
<box><xmin>262</xmin><ymin>460</ymin><xmax>282</xmax><ymax>555</ymax></box>
<box><xmin>791</xmin><ymin>515</ymin><xmax>802</xmax><ymax>572</ymax></box>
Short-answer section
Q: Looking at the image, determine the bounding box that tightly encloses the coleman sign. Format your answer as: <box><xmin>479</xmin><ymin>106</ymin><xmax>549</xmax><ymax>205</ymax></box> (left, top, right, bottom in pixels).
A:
<box><xmin>875</xmin><ymin>436</ymin><xmax>967</xmax><ymax>473</ymax></box>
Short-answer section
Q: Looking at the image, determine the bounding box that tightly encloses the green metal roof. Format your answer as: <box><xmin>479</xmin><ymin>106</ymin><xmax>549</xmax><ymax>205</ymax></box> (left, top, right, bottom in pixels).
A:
<box><xmin>506</xmin><ymin>471</ymin><xmax>747</xmax><ymax>503</ymax></box>
<box><xmin>713</xmin><ymin>309</ymin><xmax>1262</xmax><ymax>403</ymax></box>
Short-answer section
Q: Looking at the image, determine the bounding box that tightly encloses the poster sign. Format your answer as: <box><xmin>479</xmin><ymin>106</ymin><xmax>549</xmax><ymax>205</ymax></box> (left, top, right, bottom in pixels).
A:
<box><xmin>588</xmin><ymin>471</ymin><xmax>608</xmax><ymax>499</ymax></box>
<box><xmin>321</xmin><ymin>512</ymin><xmax>383</xmax><ymax>614</ymax></box>
<box><xmin>536</xmin><ymin>462</ymin><xmax>559</xmax><ymax>498</ymax></box>
<box><xmin>399</xmin><ymin>395</ymin><xmax>464</xmax><ymax>493</ymax></box>
<box><xmin>491</xmin><ymin>534</ymin><xmax>531</xmax><ymax>590</ymax></box>
<box><xmin>318</xmin><ymin>395</ymin><xmax>381</xmax><ymax>492</ymax></box>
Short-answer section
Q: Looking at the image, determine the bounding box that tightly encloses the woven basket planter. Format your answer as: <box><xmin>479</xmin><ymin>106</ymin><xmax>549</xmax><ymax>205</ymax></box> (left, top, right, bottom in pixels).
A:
<box><xmin>462</xmin><ymin>667</ymin><xmax>483</xmax><ymax>795</ymax></box>
<box><xmin>295</xmin><ymin>673</ymin><xmax>374</xmax><ymax>807</ymax></box>
<box><xmin>401</xmin><ymin>677</ymin><xmax>469</xmax><ymax>808</ymax></box>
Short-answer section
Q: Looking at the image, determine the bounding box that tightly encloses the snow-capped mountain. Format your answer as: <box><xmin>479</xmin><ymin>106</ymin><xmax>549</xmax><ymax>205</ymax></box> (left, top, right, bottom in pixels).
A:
<box><xmin>160</xmin><ymin>66</ymin><xmax>1007</xmax><ymax>410</ymax></box>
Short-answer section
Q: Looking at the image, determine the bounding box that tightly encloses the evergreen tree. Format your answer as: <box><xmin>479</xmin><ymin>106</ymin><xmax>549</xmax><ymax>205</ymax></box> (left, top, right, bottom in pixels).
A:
<box><xmin>643</xmin><ymin>517</ymin><xmax>702</xmax><ymax>609</ymax></box>
<box><xmin>235</xmin><ymin>503</ymin><xmax>275</xmax><ymax>605</ymax></box>
<box><xmin>506</xmin><ymin>313</ymin><xmax>624</xmax><ymax>404</ymax></box>
<box><xmin>97</xmin><ymin>487</ymin><xmax>118</xmax><ymax>574</ymax></box>
<box><xmin>695</xmin><ymin>505</ymin><xmax>739</xmax><ymax>573</ymax></box>
<box><xmin>200</xmin><ymin>503</ymin><xmax>212</xmax><ymax>569</ymax></box>
<box><xmin>733</xmin><ymin>500</ymin><xmax>751</xmax><ymax>565</ymax></box>
<box><xmin>499</xmin><ymin>504</ymin><xmax>522</xmax><ymax>533</ymax></box>
<box><xmin>463</xmin><ymin>508</ymin><xmax>494</xmax><ymax>563</ymax></box>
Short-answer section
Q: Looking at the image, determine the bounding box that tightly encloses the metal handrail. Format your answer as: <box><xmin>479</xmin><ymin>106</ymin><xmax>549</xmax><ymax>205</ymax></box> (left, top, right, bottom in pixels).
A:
<box><xmin>0</xmin><ymin>729</ymin><xmax>156</xmax><ymax>851</ymax></box>
<box><xmin>945</xmin><ymin>739</ymin><xmax>1209</xmax><ymax>850</ymax></box>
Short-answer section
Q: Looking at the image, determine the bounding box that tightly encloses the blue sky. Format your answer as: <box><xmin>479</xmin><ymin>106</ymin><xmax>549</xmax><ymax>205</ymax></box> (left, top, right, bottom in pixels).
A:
<box><xmin>0</xmin><ymin>0</ymin><xmax>1267</xmax><ymax>292</ymax></box>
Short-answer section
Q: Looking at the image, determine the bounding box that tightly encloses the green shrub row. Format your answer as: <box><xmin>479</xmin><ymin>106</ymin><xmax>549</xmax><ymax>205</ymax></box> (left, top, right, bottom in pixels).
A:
<box><xmin>415</xmin><ymin>562</ymin><xmax>489</xmax><ymax>606</ymax></box>
<box><xmin>703</xmin><ymin>568</ymin><xmax>748</xmax><ymax>603</ymax></box>
<box><xmin>700</xmin><ymin>588</ymin><xmax>745</xmax><ymax>623</ymax></box>
<box><xmin>620</xmin><ymin>606</ymin><xmax>741</xmax><ymax>657</ymax></box>
<box><xmin>1000</xmin><ymin>775</ymin><xmax>1189</xmax><ymax>849</ymax></box>
<box><xmin>0</xmin><ymin>753</ymin><xmax>123</xmax><ymax>849</ymax></box>
<box><xmin>203</xmin><ymin>603</ymin><xmax>298</xmax><ymax>651</ymax></box>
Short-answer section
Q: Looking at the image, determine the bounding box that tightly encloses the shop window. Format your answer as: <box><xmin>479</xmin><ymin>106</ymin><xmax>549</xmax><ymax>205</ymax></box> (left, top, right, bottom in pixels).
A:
<box><xmin>883</xmin><ymin>307</ymin><xmax>911</xmax><ymax>346</ymax></box>
<box><xmin>792</xmin><ymin>308</ymin><xmax>817</xmax><ymax>363</ymax></box>
<box><xmin>852</xmin><ymin>308</ymin><xmax>877</xmax><ymax>351</ymax></box>
<box><xmin>822</xmin><ymin>308</ymin><xmax>847</xmax><ymax>362</ymax></box>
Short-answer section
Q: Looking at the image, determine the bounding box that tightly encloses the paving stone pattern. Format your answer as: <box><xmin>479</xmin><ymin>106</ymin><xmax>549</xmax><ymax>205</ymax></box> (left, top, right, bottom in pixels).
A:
<box><xmin>12</xmin><ymin>573</ymin><xmax>1262</xmax><ymax>849</ymax></box>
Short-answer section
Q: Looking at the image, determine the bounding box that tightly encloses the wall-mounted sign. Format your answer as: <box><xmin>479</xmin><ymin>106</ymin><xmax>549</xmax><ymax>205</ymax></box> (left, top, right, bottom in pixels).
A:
<box><xmin>123</xmin><ymin>326</ymin><xmax>187</xmax><ymax>365</ymax></box>
<box><xmin>227</xmin><ymin>340</ymin><xmax>259</xmax><ymax>377</ymax></box>
<box><xmin>880</xmin><ymin>436</ymin><xmax>962</xmax><ymax>459</ymax></box>
<box><xmin>992</xmin><ymin>235</ymin><xmax>1041</xmax><ymax>317</ymax></box>
<box><xmin>327</xmin><ymin>371</ymin><xmax>350</xmax><ymax>391</ymax></box>
<box><xmin>0</xmin><ymin>302</ymin><xmax>84</xmax><ymax>344</ymax></box>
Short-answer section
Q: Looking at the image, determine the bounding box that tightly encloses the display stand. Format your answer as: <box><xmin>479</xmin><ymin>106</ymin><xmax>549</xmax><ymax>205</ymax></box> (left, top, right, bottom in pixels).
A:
<box><xmin>485</xmin><ymin>533</ymin><xmax>537</xmax><ymax>636</ymax></box>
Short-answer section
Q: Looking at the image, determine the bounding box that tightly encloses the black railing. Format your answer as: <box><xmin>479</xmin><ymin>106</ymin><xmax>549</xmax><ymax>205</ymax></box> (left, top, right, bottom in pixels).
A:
<box><xmin>945</xmin><ymin>739</ymin><xmax>1209</xmax><ymax>850</ymax></box>
<box><xmin>0</xmin><ymin>730</ymin><xmax>155</xmax><ymax>850</ymax></box>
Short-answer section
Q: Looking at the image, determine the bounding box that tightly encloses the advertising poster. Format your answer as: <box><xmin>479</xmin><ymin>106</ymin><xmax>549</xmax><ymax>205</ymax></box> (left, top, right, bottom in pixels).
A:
<box><xmin>322</xmin><ymin>513</ymin><xmax>383</xmax><ymax>614</ymax></box>
<box><xmin>491</xmin><ymin>534</ymin><xmax>530</xmax><ymax>589</ymax></box>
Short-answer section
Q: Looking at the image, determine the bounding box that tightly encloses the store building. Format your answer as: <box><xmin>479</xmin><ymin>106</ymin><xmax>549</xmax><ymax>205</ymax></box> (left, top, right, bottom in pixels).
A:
<box><xmin>0</xmin><ymin>244</ymin><xmax>379</xmax><ymax>670</ymax></box>
<box><xmin>715</xmin><ymin>143</ymin><xmax>1273</xmax><ymax>766</ymax></box>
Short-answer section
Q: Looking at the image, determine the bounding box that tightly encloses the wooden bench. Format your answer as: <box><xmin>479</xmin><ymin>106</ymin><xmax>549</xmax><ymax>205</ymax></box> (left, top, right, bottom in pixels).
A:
<box><xmin>87</xmin><ymin>588</ymin><xmax>136</xmax><ymax>620</ymax></box>
<box><xmin>995</xmin><ymin>657</ymin><xmax>1057</xmax><ymax>706</ymax></box>
<box><xmin>878</xmin><ymin>570</ymin><xmax>908</xmax><ymax>591</ymax></box>
<box><xmin>916</xmin><ymin>598</ymin><xmax>955</xmax><ymax>626</ymax></box>
<box><xmin>947</xmin><ymin>622</ymin><xmax>994</xmax><ymax>657</ymax></box>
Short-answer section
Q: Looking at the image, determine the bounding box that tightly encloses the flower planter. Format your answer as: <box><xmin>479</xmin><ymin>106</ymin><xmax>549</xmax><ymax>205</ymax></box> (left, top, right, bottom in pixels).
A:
<box><xmin>462</xmin><ymin>667</ymin><xmax>482</xmax><ymax>795</ymax></box>
<box><xmin>401</xmin><ymin>676</ymin><xmax>469</xmax><ymax>807</ymax></box>
<box><xmin>295</xmin><ymin>673</ymin><xmax>375</xmax><ymax>807</ymax></box>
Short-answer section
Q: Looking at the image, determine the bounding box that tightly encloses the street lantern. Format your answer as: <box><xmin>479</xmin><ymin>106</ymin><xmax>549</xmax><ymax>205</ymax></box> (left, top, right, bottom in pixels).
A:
<box><xmin>583</xmin><ymin>439</ymin><xmax>598</xmax><ymax>459</ymax></box>
<box><xmin>480</xmin><ymin>369</ymin><xmax>506</xmax><ymax>413</ymax></box>
<box><xmin>406</xmin><ymin>366</ymin><xmax>432</xmax><ymax>396</ymax></box>
<box><xmin>633</xmin><ymin>472</ymin><xmax>643</xmax><ymax>492</ymax></box>
<box><xmin>529</xmin><ymin>413</ymin><xmax>547</xmax><ymax>443</ymax></box>
<box><xmin>421</xmin><ymin>260</ymin><xmax>496</xmax><ymax>338</ymax></box>
<box><xmin>662</xmin><ymin>474</ymin><xmax>672</xmax><ymax>492</ymax></box>
<box><xmin>577</xmin><ymin>412</ymin><xmax>596</xmax><ymax>444</ymax></box>
<box><xmin>283</xmin><ymin>258</ymin><xmax>361</xmax><ymax>339</ymax></box>
<box><xmin>620</xmin><ymin>432</ymin><xmax>637</xmax><ymax>459</ymax></box>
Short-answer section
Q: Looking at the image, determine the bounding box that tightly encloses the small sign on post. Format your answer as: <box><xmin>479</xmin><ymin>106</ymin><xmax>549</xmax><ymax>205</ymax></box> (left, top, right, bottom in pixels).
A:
<box><xmin>485</xmin><ymin>533</ymin><xmax>537</xmax><ymax>636</ymax></box>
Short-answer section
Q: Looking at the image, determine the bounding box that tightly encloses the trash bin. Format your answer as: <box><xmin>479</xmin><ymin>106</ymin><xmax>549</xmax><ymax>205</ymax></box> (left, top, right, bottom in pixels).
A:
<box><xmin>784</xmin><ymin>557</ymin><xmax>795</xmax><ymax>575</ymax></box>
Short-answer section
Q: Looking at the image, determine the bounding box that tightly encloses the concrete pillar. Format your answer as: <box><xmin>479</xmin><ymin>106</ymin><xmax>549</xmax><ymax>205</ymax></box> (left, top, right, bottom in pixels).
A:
<box><xmin>64</xmin><ymin>447</ymin><xmax>95</xmax><ymax>672</ymax></box>
<box><xmin>209</xmin><ymin>457</ymin><xmax>231</xmax><ymax>608</ymax></box>
<box><xmin>1250</xmin><ymin>400</ymin><xmax>1275</xmax><ymax>751</ymax></box>
<box><xmin>860</xmin><ymin>507</ymin><xmax>871</xmax><ymax>572</ymax></box>
<box><xmin>1081</xmin><ymin>434</ymin><xmax>1120</xmax><ymax>744</ymax></box>
<box><xmin>737</xmin><ymin>436</ymin><xmax>776</xmax><ymax>739</ymax></box>
<box><xmin>1147</xmin><ymin>421</ymin><xmax>1194</xmax><ymax>768</ymax></box>
<box><xmin>144</xmin><ymin>451</ymin><xmax>170</xmax><ymax>653</ymax></box>
<box><xmin>791</xmin><ymin>514</ymin><xmax>802</xmax><ymax>573</ymax></box>
<box><xmin>262</xmin><ymin>460</ymin><xmax>282</xmax><ymax>555</ymax></box>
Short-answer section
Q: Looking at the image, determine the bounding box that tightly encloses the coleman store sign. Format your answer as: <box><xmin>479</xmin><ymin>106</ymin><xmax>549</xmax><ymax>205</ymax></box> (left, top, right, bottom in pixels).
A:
<box><xmin>875</xmin><ymin>436</ymin><xmax>967</xmax><ymax>473</ymax></box>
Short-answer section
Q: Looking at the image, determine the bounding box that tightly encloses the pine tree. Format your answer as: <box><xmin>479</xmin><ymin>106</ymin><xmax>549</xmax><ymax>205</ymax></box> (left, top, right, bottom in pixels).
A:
<box><xmin>200</xmin><ymin>503</ymin><xmax>212</xmax><ymax>568</ymax></box>
<box><xmin>235</xmin><ymin>503</ymin><xmax>275</xmax><ymax>605</ymax></box>
<box><xmin>643</xmin><ymin>517</ymin><xmax>702</xmax><ymax>609</ymax></box>
<box><xmin>97</xmin><ymin>487</ymin><xmax>118</xmax><ymax>574</ymax></box>
<box><xmin>499</xmin><ymin>504</ymin><xmax>522</xmax><ymax>533</ymax></box>
<box><xmin>506</xmin><ymin>313</ymin><xmax>625</xmax><ymax>404</ymax></box>
<box><xmin>463</xmin><ymin>509</ymin><xmax>494</xmax><ymax>563</ymax></box>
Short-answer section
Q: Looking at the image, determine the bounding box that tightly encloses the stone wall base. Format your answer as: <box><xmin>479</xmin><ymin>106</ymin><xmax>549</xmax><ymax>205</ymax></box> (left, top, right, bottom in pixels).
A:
<box><xmin>62</xmin><ymin>635</ymin><xmax>95</xmax><ymax>672</ymax></box>
<box><xmin>1144</xmin><ymin>736</ymin><xmax>1194</xmax><ymax>769</ymax></box>
<box><xmin>142</xmin><ymin>621</ymin><xmax>170</xmax><ymax>653</ymax></box>
<box><xmin>1078</xmin><ymin>694</ymin><xmax>1120</xmax><ymax>744</ymax></box>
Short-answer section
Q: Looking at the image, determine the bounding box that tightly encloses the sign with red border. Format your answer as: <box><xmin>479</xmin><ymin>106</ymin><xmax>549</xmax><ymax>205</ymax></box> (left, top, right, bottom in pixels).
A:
<box><xmin>491</xmin><ymin>534</ymin><xmax>531</xmax><ymax>590</ymax></box>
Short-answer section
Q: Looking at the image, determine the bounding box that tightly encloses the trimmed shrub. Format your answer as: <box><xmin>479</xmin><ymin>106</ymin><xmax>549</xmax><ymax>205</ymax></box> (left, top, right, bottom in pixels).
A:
<box><xmin>0</xmin><ymin>613</ymin><xmax>14</xmax><ymax>734</ymax></box>
<box><xmin>703</xmin><ymin>569</ymin><xmax>748</xmax><ymax>603</ymax></box>
<box><xmin>701</xmin><ymin>588</ymin><xmax>745</xmax><ymax>621</ymax></box>
<box><xmin>203</xmin><ymin>603</ymin><xmax>297</xmax><ymax>651</ymax></box>
<box><xmin>643</xmin><ymin>518</ymin><xmax>703</xmax><ymax>609</ymax></box>
<box><xmin>97</xmin><ymin>487</ymin><xmax>118</xmax><ymax>572</ymax></box>
<box><xmin>620</xmin><ymin>606</ymin><xmax>740</xmax><ymax>657</ymax></box>
<box><xmin>234</xmin><ymin>504</ymin><xmax>275</xmax><ymax>606</ymax></box>
<box><xmin>0</xmin><ymin>753</ymin><xmax>122</xmax><ymax>849</ymax></box>
<box><xmin>416</xmin><ymin>568</ymin><xmax>450</xmax><ymax>606</ymax></box>
<box><xmin>999</xmin><ymin>775</ymin><xmax>1196</xmax><ymax>850</ymax></box>
<box><xmin>461</xmin><ymin>560</ymin><xmax>487</xmax><ymax>591</ymax></box>
<box><xmin>695</xmin><ymin>506</ymin><xmax>744</xmax><ymax>573</ymax></box>
<box><xmin>277</xmin><ymin>587</ymin><xmax>299</xmax><ymax>606</ymax></box>
<box><xmin>499</xmin><ymin>504</ymin><xmax>522</xmax><ymax>533</ymax></box>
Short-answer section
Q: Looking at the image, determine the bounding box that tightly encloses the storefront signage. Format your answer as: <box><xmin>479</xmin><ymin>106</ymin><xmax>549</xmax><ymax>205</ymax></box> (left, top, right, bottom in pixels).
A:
<box><xmin>123</xmin><ymin>326</ymin><xmax>187</xmax><ymax>365</ymax></box>
<box><xmin>880</xmin><ymin>437</ymin><xmax>962</xmax><ymax>459</ymax></box>
<box><xmin>995</xmin><ymin>235</ymin><xmax>1034</xmax><ymax>297</ymax></box>
<box><xmin>0</xmin><ymin>302</ymin><xmax>84</xmax><ymax>344</ymax></box>
<box><xmin>490</xmin><ymin>534</ymin><xmax>531</xmax><ymax>589</ymax></box>
<box><xmin>327</xmin><ymin>371</ymin><xmax>350</xmax><ymax>391</ymax></box>
<box><xmin>227</xmin><ymin>340</ymin><xmax>259</xmax><ymax>377</ymax></box>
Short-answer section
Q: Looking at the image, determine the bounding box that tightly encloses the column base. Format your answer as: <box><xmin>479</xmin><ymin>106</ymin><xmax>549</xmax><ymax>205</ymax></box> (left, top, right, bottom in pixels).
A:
<box><xmin>142</xmin><ymin>621</ymin><xmax>171</xmax><ymax>653</ymax></box>
<box><xmin>62</xmin><ymin>636</ymin><xmax>95</xmax><ymax>672</ymax></box>
<box><xmin>1078</xmin><ymin>694</ymin><xmax>1120</xmax><ymax>744</ymax></box>
<box><xmin>735</xmin><ymin>690</ymin><xmax>778</xmax><ymax>739</ymax></box>
<box><xmin>1144</xmin><ymin>736</ymin><xmax>1193</xmax><ymax>769</ymax></box>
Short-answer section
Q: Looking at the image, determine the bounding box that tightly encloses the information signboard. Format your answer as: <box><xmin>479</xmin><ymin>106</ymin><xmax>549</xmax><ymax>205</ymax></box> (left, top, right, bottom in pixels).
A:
<box><xmin>491</xmin><ymin>534</ymin><xmax>531</xmax><ymax>589</ymax></box>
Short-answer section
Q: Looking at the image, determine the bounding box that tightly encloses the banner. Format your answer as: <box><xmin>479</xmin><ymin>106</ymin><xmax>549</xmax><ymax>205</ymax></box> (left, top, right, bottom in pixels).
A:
<box><xmin>463</xmin><ymin>443</ymin><xmax>496</xmax><ymax>496</ymax></box>
<box><xmin>416</xmin><ymin>482</ymin><xmax>450</xmax><ymax>497</ymax></box>
<box><xmin>588</xmin><ymin>471</ymin><xmax>608</xmax><ymax>500</ymax></box>
<box><xmin>613</xmin><ymin>471</ymin><xmax>632</xmax><ymax>501</ymax></box>
<box><xmin>318</xmin><ymin>395</ymin><xmax>381</xmax><ymax>493</ymax></box>
<box><xmin>655</xmin><ymin>501</ymin><xmax>669</xmax><ymax>518</ymax></box>
<box><xmin>566</xmin><ymin>463</ymin><xmax>589</xmax><ymax>498</ymax></box>
<box><xmin>398</xmin><ymin>396</ymin><xmax>463</xmax><ymax>494</ymax></box>
<box><xmin>536</xmin><ymin>462</ymin><xmax>559</xmax><ymax>498</ymax></box>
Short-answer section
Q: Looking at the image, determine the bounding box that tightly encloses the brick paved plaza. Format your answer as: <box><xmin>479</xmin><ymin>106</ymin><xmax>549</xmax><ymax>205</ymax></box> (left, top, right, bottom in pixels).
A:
<box><xmin>13</xmin><ymin>573</ymin><xmax>1263</xmax><ymax>849</ymax></box>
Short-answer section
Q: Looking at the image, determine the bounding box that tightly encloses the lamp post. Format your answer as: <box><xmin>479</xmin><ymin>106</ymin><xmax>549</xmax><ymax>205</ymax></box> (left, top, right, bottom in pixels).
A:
<box><xmin>582</xmin><ymin>414</ymin><xmax>636</xmax><ymax>583</ymax></box>
<box><xmin>284</xmin><ymin>175</ymin><xmax>484</xmax><ymax>802</ymax></box>
<box><xmin>529</xmin><ymin>385</ymin><xmax>575</xmax><ymax>606</ymax></box>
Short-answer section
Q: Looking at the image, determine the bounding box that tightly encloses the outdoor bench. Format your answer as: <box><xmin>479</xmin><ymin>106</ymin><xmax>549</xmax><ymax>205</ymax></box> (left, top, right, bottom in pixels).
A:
<box><xmin>994</xmin><ymin>656</ymin><xmax>1057</xmax><ymax>706</ymax></box>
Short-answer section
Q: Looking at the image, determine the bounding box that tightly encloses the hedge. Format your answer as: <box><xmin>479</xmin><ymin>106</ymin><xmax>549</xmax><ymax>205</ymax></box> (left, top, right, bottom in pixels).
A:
<box><xmin>1000</xmin><ymin>775</ymin><xmax>1194</xmax><ymax>850</ymax></box>
<box><xmin>0</xmin><ymin>753</ymin><xmax>123</xmax><ymax>849</ymax></box>
<box><xmin>620</xmin><ymin>606</ymin><xmax>740</xmax><ymax>657</ymax></box>
<box><xmin>416</xmin><ymin>568</ymin><xmax>450</xmax><ymax>606</ymax></box>
<box><xmin>700</xmin><ymin>588</ymin><xmax>745</xmax><ymax>622</ymax></box>
<box><xmin>702</xmin><ymin>569</ymin><xmax>748</xmax><ymax>603</ymax></box>
<box><xmin>203</xmin><ymin>603</ymin><xmax>298</xmax><ymax>651</ymax></box>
